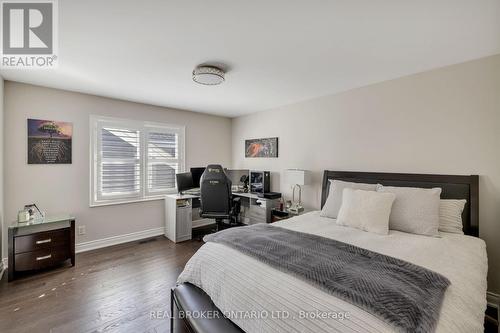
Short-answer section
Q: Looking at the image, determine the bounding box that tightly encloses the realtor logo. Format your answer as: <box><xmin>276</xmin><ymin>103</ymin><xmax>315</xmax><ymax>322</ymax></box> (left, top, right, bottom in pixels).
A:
<box><xmin>1</xmin><ymin>0</ymin><xmax>58</xmax><ymax>68</ymax></box>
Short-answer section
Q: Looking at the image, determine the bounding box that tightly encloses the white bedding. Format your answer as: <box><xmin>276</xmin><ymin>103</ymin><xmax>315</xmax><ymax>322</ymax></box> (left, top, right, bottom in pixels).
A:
<box><xmin>177</xmin><ymin>211</ymin><xmax>488</xmax><ymax>333</ymax></box>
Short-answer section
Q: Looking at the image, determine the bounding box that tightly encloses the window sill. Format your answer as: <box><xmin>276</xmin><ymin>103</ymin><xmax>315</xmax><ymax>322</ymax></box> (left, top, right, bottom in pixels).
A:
<box><xmin>89</xmin><ymin>194</ymin><xmax>175</xmax><ymax>208</ymax></box>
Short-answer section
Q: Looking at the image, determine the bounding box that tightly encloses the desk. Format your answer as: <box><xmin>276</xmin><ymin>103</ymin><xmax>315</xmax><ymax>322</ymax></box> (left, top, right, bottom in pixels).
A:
<box><xmin>164</xmin><ymin>192</ymin><xmax>280</xmax><ymax>243</ymax></box>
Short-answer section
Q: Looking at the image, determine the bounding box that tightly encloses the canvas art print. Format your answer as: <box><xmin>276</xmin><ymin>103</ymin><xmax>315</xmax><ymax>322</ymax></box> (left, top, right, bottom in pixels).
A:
<box><xmin>27</xmin><ymin>119</ymin><xmax>73</xmax><ymax>164</ymax></box>
<box><xmin>245</xmin><ymin>137</ymin><xmax>278</xmax><ymax>158</ymax></box>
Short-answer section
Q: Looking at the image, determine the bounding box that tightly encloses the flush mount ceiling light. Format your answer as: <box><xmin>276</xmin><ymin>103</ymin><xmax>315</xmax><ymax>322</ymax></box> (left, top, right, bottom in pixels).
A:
<box><xmin>192</xmin><ymin>65</ymin><xmax>225</xmax><ymax>85</ymax></box>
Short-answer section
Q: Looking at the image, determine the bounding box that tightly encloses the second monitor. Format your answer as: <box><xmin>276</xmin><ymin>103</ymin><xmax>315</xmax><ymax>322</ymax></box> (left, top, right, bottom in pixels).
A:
<box><xmin>176</xmin><ymin>172</ymin><xmax>194</xmax><ymax>195</ymax></box>
<box><xmin>226</xmin><ymin>169</ymin><xmax>250</xmax><ymax>192</ymax></box>
<box><xmin>190</xmin><ymin>167</ymin><xmax>206</xmax><ymax>188</ymax></box>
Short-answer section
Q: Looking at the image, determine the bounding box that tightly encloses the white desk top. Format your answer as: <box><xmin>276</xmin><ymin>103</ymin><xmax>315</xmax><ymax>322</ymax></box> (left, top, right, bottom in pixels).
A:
<box><xmin>231</xmin><ymin>192</ymin><xmax>262</xmax><ymax>199</ymax></box>
<box><xmin>166</xmin><ymin>193</ymin><xmax>200</xmax><ymax>200</ymax></box>
<box><xmin>166</xmin><ymin>192</ymin><xmax>274</xmax><ymax>200</ymax></box>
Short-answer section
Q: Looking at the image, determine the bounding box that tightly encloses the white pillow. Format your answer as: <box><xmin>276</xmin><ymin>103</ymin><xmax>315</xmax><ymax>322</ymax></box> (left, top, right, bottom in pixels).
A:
<box><xmin>376</xmin><ymin>185</ymin><xmax>442</xmax><ymax>237</ymax></box>
<box><xmin>336</xmin><ymin>188</ymin><xmax>396</xmax><ymax>235</ymax></box>
<box><xmin>439</xmin><ymin>199</ymin><xmax>466</xmax><ymax>234</ymax></box>
<box><xmin>320</xmin><ymin>180</ymin><xmax>377</xmax><ymax>219</ymax></box>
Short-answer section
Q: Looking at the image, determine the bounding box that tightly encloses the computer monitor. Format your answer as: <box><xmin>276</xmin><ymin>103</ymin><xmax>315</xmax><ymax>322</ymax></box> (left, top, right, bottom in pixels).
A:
<box><xmin>226</xmin><ymin>169</ymin><xmax>249</xmax><ymax>186</ymax></box>
<box><xmin>176</xmin><ymin>172</ymin><xmax>194</xmax><ymax>194</ymax></box>
<box><xmin>190</xmin><ymin>167</ymin><xmax>206</xmax><ymax>188</ymax></box>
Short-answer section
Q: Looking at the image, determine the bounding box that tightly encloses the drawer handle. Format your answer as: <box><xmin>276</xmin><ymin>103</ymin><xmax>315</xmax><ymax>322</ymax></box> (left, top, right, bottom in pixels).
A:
<box><xmin>36</xmin><ymin>254</ymin><xmax>52</xmax><ymax>261</ymax></box>
<box><xmin>36</xmin><ymin>238</ymin><xmax>52</xmax><ymax>244</ymax></box>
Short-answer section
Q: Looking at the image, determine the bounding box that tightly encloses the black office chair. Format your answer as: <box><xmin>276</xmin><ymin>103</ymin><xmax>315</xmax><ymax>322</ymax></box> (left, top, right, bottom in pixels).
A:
<box><xmin>200</xmin><ymin>165</ymin><xmax>241</xmax><ymax>231</ymax></box>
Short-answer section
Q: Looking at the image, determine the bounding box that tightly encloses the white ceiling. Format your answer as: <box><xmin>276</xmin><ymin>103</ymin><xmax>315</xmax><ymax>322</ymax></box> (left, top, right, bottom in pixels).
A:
<box><xmin>2</xmin><ymin>0</ymin><xmax>500</xmax><ymax>117</ymax></box>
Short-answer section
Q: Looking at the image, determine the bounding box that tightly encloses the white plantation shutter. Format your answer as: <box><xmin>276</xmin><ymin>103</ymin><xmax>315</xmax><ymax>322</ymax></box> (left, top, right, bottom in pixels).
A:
<box><xmin>91</xmin><ymin>116</ymin><xmax>185</xmax><ymax>206</ymax></box>
<box><xmin>146</xmin><ymin>128</ymin><xmax>183</xmax><ymax>194</ymax></box>
<box><xmin>99</xmin><ymin>127</ymin><xmax>141</xmax><ymax>200</ymax></box>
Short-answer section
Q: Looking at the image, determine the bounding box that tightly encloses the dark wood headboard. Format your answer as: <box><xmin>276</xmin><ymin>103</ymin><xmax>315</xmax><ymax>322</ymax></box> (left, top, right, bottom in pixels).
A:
<box><xmin>321</xmin><ymin>171</ymin><xmax>479</xmax><ymax>237</ymax></box>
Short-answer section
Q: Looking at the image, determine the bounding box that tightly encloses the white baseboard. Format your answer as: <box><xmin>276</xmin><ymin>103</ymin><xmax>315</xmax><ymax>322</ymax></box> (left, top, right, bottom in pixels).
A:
<box><xmin>75</xmin><ymin>227</ymin><xmax>165</xmax><ymax>253</ymax></box>
<box><xmin>488</xmin><ymin>291</ymin><xmax>500</xmax><ymax>308</ymax></box>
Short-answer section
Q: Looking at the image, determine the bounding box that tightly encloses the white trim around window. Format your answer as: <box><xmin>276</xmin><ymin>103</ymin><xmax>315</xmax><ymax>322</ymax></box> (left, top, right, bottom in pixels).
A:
<box><xmin>90</xmin><ymin>115</ymin><xmax>185</xmax><ymax>207</ymax></box>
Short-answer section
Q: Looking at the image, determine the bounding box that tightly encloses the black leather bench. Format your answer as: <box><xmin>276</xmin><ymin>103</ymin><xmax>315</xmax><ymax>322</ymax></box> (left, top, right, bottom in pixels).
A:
<box><xmin>171</xmin><ymin>283</ymin><xmax>244</xmax><ymax>333</ymax></box>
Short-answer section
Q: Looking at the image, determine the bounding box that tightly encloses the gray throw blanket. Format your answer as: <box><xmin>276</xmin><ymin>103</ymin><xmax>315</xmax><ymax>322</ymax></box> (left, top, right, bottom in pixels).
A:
<box><xmin>204</xmin><ymin>224</ymin><xmax>450</xmax><ymax>333</ymax></box>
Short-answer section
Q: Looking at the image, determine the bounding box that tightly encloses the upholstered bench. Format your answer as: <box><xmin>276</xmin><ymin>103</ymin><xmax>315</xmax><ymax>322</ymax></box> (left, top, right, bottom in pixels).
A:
<box><xmin>171</xmin><ymin>283</ymin><xmax>244</xmax><ymax>333</ymax></box>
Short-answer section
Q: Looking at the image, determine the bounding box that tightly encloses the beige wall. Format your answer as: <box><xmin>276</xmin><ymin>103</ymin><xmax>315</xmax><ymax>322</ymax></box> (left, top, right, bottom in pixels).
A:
<box><xmin>232</xmin><ymin>55</ymin><xmax>500</xmax><ymax>292</ymax></box>
<box><xmin>3</xmin><ymin>82</ymin><xmax>232</xmax><ymax>258</ymax></box>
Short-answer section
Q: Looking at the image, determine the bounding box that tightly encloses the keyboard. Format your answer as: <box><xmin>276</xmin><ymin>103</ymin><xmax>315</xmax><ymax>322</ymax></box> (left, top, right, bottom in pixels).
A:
<box><xmin>184</xmin><ymin>188</ymin><xmax>201</xmax><ymax>195</ymax></box>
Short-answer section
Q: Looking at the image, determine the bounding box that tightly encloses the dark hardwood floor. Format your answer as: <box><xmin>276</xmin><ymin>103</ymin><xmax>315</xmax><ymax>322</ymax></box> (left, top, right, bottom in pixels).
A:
<box><xmin>0</xmin><ymin>236</ymin><xmax>202</xmax><ymax>333</ymax></box>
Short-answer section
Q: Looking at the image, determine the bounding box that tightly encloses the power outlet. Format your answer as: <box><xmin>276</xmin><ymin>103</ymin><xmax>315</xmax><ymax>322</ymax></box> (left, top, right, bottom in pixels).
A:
<box><xmin>78</xmin><ymin>225</ymin><xmax>86</xmax><ymax>235</ymax></box>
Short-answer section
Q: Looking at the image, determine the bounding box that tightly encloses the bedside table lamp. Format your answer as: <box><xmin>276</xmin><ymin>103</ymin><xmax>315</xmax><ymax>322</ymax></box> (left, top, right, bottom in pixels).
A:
<box><xmin>285</xmin><ymin>169</ymin><xmax>311</xmax><ymax>214</ymax></box>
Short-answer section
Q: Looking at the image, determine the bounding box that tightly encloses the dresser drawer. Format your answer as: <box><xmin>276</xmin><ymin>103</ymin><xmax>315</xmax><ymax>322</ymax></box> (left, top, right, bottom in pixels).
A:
<box><xmin>14</xmin><ymin>228</ymin><xmax>69</xmax><ymax>254</ymax></box>
<box><xmin>14</xmin><ymin>246</ymin><xmax>71</xmax><ymax>271</ymax></box>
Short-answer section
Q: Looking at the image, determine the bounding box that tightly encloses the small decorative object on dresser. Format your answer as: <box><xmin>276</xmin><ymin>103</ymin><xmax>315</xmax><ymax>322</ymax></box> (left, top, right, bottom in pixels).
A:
<box><xmin>8</xmin><ymin>215</ymin><xmax>75</xmax><ymax>282</ymax></box>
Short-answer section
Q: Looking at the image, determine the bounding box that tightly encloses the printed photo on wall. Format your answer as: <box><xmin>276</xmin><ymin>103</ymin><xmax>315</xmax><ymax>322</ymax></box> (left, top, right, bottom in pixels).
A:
<box><xmin>245</xmin><ymin>137</ymin><xmax>278</xmax><ymax>158</ymax></box>
<box><xmin>27</xmin><ymin>119</ymin><xmax>73</xmax><ymax>164</ymax></box>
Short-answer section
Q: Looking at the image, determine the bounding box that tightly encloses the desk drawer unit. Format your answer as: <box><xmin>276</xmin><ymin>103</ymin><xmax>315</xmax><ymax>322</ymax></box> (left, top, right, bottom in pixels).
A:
<box><xmin>247</xmin><ymin>205</ymin><xmax>267</xmax><ymax>225</ymax></box>
<box><xmin>245</xmin><ymin>198</ymin><xmax>278</xmax><ymax>224</ymax></box>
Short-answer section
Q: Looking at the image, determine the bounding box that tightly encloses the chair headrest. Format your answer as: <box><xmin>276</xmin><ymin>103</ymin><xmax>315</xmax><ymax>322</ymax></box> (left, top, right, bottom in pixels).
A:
<box><xmin>202</xmin><ymin>165</ymin><xmax>226</xmax><ymax>181</ymax></box>
<box><xmin>205</xmin><ymin>164</ymin><xmax>224</xmax><ymax>174</ymax></box>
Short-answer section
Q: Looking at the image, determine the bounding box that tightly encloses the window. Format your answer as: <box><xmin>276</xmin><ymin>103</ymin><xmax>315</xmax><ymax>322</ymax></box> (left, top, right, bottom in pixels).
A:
<box><xmin>90</xmin><ymin>116</ymin><xmax>185</xmax><ymax>206</ymax></box>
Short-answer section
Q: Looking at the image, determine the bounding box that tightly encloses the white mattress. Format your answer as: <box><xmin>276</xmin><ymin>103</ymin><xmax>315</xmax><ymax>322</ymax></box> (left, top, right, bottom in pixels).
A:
<box><xmin>177</xmin><ymin>211</ymin><xmax>488</xmax><ymax>333</ymax></box>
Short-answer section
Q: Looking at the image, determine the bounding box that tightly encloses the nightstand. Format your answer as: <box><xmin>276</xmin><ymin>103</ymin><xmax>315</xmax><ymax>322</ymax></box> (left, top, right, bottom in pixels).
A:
<box><xmin>271</xmin><ymin>208</ymin><xmax>311</xmax><ymax>222</ymax></box>
<box><xmin>8</xmin><ymin>215</ymin><xmax>75</xmax><ymax>281</ymax></box>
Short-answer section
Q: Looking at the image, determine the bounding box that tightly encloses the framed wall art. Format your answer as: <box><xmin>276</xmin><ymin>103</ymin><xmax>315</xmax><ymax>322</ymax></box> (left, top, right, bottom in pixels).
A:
<box><xmin>27</xmin><ymin>118</ymin><xmax>73</xmax><ymax>164</ymax></box>
<box><xmin>245</xmin><ymin>137</ymin><xmax>278</xmax><ymax>158</ymax></box>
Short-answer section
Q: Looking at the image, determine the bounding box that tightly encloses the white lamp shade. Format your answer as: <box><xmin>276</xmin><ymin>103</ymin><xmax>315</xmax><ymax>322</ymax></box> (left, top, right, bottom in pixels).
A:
<box><xmin>285</xmin><ymin>169</ymin><xmax>311</xmax><ymax>186</ymax></box>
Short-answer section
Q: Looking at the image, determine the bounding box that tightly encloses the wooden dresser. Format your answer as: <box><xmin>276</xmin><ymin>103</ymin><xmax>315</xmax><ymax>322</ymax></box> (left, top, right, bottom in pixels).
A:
<box><xmin>8</xmin><ymin>216</ymin><xmax>75</xmax><ymax>281</ymax></box>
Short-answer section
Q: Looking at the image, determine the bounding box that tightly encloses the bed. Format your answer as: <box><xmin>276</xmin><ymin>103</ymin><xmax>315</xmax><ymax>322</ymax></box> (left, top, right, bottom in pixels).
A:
<box><xmin>171</xmin><ymin>171</ymin><xmax>487</xmax><ymax>333</ymax></box>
